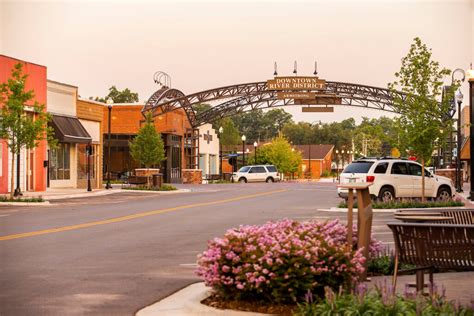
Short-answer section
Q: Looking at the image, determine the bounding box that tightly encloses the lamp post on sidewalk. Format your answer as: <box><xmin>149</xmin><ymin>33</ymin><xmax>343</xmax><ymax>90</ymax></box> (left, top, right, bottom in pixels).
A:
<box><xmin>467</xmin><ymin>64</ymin><xmax>474</xmax><ymax>200</ymax></box>
<box><xmin>219</xmin><ymin>126</ymin><xmax>224</xmax><ymax>180</ymax></box>
<box><xmin>241</xmin><ymin>135</ymin><xmax>246</xmax><ymax>167</ymax></box>
<box><xmin>87</xmin><ymin>144</ymin><xmax>92</xmax><ymax>192</ymax></box>
<box><xmin>105</xmin><ymin>98</ymin><xmax>113</xmax><ymax>189</ymax></box>
<box><xmin>455</xmin><ymin>89</ymin><xmax>464</xmax><ymax>192</ymax></box>
<box><xmin>253</xmin><ymin>141</ymin><xmax>258</xmax><ymax>163</ymax></box>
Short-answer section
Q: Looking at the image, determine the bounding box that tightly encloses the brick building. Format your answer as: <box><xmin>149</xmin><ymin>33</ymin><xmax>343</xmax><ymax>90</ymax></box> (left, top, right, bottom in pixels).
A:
<box><xmin>0</xmin><ymin>55</ymin><xmax>48</xmax><ymax>194</ymax></box>
<box><xmin>101</xmin><ymin>103</ymin><xmax>192</xmax><ymax>183</ymax></box>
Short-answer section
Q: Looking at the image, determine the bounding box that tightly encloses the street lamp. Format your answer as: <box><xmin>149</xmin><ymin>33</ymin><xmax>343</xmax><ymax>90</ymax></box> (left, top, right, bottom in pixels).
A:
<box><xmin>241</xmin><ymin>135</ymin><xmax>246</xmax><ymax>167</ymax></box>
<box><xmin>335</xmin><ymin>149</ymin><xmax>340</xmax><ymax>182</ymax></box>
<box><xmin>467</xmin><ymin>64</ymin><xmax>474</xmax><ymax>200</ymax></box>
<box><xmin>253</xmin><ymin>141</ymin><xmax>258</xmax><ymax>163</ymax></box>
<box><xmin>87</xmin><ymin>144</ymin><xmax>92</xmax><ymax>192</ymax></box>
<box><xmin>219</xmin><ymin>126</ymin><xmax>224</xmax><ymax>179</ymax></box>
<box><xmin>105</xmin><ymin>98</ymin><xmax>113</xmax><ymax>189</ymax></box>
<box><xmin>455</xmin><ymin>89</ymin><xmax>464</xmax><ymax>192</ymax></box>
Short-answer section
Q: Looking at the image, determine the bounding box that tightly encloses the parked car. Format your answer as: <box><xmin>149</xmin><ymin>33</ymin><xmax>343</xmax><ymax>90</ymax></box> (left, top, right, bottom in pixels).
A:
<box><xmin>337</xmin><ymin>158</ymin><xmax>455</xmax><ymax>201</ymax></box>
<box><xmin>231</xmin><ymin>165</ymin><xmax>280</xmax><ymax>183</ymax></box>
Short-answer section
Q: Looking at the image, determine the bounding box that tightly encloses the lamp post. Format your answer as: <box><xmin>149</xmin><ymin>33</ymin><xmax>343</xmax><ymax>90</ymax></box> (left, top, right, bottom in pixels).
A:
<box><xmin>241</xmin><ymin>135</ymin><xmax>246</xmax><ymax>167</ymax></box>
<box><xmin>455</xmin><ymin>89</ymin><xmax>464</xmax><ymax>192</ymax></box>
<box><xmin>87</xmin><ymin>144</ymin><xmax>92</xmax><ymax>192</ymax></box>
<box><xmin>219</xmin><ymin>126</ymin><xmax>224</xmax><ymax>179</ymax></box>
<box><xmin>467</xmin><ymin>65</ymin><xmax>474</xmax><ymax>200</ymax></box>
<box><xmin>335</xmin><ymin>149</ymin><xmax>340</xmax><ymax>182</ymax></box>
<box><xmin>105</xmin><ymin>98</ymin><xmax>113</xmax><ymax>189</ymax></box>
<box><xmin>253</xmin><ymin>141</ymin><xmax>258</xmax><ymax>163</ymax></box>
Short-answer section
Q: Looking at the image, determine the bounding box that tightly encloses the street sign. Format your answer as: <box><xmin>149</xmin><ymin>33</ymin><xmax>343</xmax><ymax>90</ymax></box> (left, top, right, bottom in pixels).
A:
<box><xmin>276</xmin><ymin>92</ymin><xmax>316</xmax><ymax>100</ymax></box>
<box><xmin>267</xmin><ymin>76</ymin><xmax>326</xmax><ymax>91</ymax></box>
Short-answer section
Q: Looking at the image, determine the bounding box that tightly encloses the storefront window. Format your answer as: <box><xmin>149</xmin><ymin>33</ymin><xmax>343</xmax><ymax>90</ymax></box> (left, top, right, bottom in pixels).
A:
<box><xmin>49</xmin><ymin>143</ymin><xmax>70</xmax><ymax>180</ymax></box>
<box><xmin>78</xmin><ymin>144</ymin><xmax>96</xmax><ymax>179</ymax></box>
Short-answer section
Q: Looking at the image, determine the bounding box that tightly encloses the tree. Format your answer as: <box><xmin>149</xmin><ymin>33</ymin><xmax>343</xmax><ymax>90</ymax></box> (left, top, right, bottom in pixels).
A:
<box><xmin>389</xmin><ymin>37</ymin><xmax>455</xmax><ymax>201</ymax></box>
<box><xmin>255</xmin><ymin>136</ymin><xmax>302</xmax><ymax>177</ymax></box>
<box><xmin>94</xmin><ymin>86</ymin><xmax>139</xmax><ymax>103</ymax></box>
<box><xmin>232</xmin><ymin>109</ymin><xmax>293</xmax><ymax>142</ymax></box>
<box><xmin>0</xmin><ymin>63</ymin><xmax>55</xmax><ymax>198</ymax></box>
<box><xmin>129</xmin><ymin>112</ymin><xmax>166</xmax><ymax>187</ymax></box>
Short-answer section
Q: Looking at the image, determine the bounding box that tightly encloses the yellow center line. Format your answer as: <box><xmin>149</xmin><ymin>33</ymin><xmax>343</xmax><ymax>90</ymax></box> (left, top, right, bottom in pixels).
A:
<box><xmin>0</xmin><ymin>189</ymin><xmax>288</xmax><ymax>242</ymax></box>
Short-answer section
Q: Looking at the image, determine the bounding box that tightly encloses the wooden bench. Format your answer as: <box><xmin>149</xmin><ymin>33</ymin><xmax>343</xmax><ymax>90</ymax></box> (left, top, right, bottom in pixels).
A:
<box><xmin>395</xmin><ymin>209</ymin><xmax>474</xmax><ymax>225</ymax></box>
<box><xmin>388</xmin><ymin>222</ymin><xmax>474</xmax><ymax>292</ymax></box>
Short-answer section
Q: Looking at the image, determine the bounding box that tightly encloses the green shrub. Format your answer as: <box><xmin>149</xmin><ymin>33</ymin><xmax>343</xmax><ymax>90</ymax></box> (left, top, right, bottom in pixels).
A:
<box><xmin>320</xmin><ymin>170</ymin><xmax>332</xmax><ymax>178</ymax></box>
<box><xmin>0</xmin><ymin>196</ymin><xmax>44</xmax><ymax>202</ymax></box>
<box><xmin>338</xmin><ymin>199</ymin><xmax>464</xmax><ymax>209</ymax></box>
<box><xmin>159</xmin><ymin>184</ymin><xmax>177</xmax><ymax>191</ymax></box>
<box><xmin>122</xmin><ymin>184</ymin><xmax>177</xmax><ymax>191</ymax></box>
<box><xmin>367</xmin><ymin>248</ymin><xmax>415</xmax><ymax>276</ymax></box>
<box><xmin>295</xmin><ymin>281</ymin><xmax>474</xmax><ymax>316</ymax></box>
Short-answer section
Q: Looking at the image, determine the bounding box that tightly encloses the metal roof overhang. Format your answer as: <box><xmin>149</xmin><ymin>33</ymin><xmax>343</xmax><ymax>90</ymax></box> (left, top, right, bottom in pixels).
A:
<box><xmin>50</xmin><ymin>115</ymin><xmax>92</xmax><ymax>144</ymax></box>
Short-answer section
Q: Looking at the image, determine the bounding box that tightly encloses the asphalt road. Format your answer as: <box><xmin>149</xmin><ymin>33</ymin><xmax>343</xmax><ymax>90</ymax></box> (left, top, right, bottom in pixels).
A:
<box><xmin>0</xmin><ymin>182</ymin><xmax>395</xmax><ymax>315</ymax></box>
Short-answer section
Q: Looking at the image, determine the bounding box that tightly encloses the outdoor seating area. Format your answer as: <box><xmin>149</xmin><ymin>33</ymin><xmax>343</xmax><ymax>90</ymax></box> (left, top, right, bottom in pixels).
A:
<box><xmin>388</xmin><ymin>211</ymin><xmax>474</xmax><ymax>292</ymax></box>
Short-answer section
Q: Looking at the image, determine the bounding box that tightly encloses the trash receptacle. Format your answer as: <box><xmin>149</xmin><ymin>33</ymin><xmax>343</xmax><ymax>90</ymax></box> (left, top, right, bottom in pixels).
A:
<box><xmin>223</xmin><ymin>173</ymin><xmax>232</xmax><ymax>181</ymax></box>
<box><xmin>152</xmin><ymin>173</ymin><xmax>163</xmax><ymax>189</ymax></box>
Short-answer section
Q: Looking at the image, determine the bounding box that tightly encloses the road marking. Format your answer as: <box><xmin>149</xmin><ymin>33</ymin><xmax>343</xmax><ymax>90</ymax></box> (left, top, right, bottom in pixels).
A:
<box><xmin>0</xmin><ymin>189</ymin><xmax>287</xmax><ymax>242</ymax></box>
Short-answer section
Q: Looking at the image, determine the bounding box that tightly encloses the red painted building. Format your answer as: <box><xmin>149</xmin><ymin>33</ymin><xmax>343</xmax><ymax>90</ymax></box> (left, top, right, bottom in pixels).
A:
<box><xmin>0</xmin><ymin>55</ymin><xmax>48</xmax><ymax>194</ymax></box>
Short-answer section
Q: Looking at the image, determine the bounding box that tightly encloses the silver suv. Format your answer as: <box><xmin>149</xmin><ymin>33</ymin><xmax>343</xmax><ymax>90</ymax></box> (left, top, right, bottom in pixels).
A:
<box><xmin>231</xmin><ymin>165</ymin><xmax>280</xmax><ymax>183</ymax></box>
<box><xmin>337</xmin><ymin>158</ymin><xmax>455</xmax><ymax>201</ymax></box>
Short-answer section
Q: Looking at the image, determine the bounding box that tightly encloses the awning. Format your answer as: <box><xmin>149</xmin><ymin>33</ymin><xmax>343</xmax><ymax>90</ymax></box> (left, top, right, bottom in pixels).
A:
<box><xmin>50</xmin><ymin>115</ymin><xmax>92</xmax><ymax>144</ymax></box>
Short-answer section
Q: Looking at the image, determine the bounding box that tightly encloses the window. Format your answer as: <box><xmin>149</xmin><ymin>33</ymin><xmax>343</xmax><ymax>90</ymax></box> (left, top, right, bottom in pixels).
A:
<box><xmin>408</xmin><ymin>163</ymin><xmax>422</xmax><ymax>176</ymax></box>
<box><xmin>374</xmin><ymin>162</ymin><xmax>388</xmax><ymax>174</ymax></box>
<box><xmin>254</xmin><ymin>166</ymin><xmax>266</xmax><ymax>173</ymax></box>
<box><xmin>343</xmin><ymin>161</ymin><xmax>374</xmax><ymax>174</ymax></box>
<box><xmin>391</xmin><ymin>162</ymin><xmax>409</xmax><ymax>175</ymax></box>
<box><xmin>78</xmin><ymin>144</ymin><xmax>96</xmax><ymax>180</ymax></box>
<box><xmin>238</xmin><ymin>166</ymin><xmax>250</xmax><ymax>173</ymax></box>
<box><xmin>266</xmin><ymin>166</ymin><xmax>277</xmax><ymax>173</ymax></box>
<box><xmin>49</xmin><ymin>143</ymin><xmax>70</xmax><ymax>180</ymax></box>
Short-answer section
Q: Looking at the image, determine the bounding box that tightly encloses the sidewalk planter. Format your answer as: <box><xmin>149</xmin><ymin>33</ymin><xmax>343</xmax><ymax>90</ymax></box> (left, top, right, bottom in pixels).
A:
<box><xmin>135</xmin><ymin>168</ymin><xmax>160</xmax><ymax>177</ymax></box>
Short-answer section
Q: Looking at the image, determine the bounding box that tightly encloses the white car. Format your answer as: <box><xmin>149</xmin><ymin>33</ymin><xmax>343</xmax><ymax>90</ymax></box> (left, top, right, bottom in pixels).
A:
<box><xmin>231</xmin><ymin>165</ymin><xmax>280</xmax><ymax>183</ymax></box>
<box><xmin>337</xmin><ymin>158</ymin><xmax>455</xmax><ymax>201</ymax></box>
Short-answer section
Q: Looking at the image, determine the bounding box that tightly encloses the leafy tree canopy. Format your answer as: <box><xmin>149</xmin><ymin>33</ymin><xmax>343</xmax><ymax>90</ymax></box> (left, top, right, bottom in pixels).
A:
<box><xmin>129</xmin><ymin>112</ymin><xmax>166</xmax><ymax>169</ymax></box>
<box><xmin>93</xmin><ymin>85</ymin><xmax>139</xmax><ymax>103</ymax></box>
<box><xmin>389</xmin><ymin>37</ymin><xmax>456</xmax><ymax>200</ymax></box>
<box><xmin>253</xmin><ymin>136</ymin><xmax>302</xmax><ymax>175</ymax></box>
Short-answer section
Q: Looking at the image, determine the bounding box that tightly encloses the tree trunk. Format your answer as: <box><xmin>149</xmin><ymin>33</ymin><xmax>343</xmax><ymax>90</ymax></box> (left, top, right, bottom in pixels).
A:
<box><xmin>10</xmin><ymin>139</ymin><xmax>15</xmax><ymax>200</ymax></box>
<box><xmin>146</xmin><ymin>167</ymin><xmax>150</xmax><ymax>189</ymax></box>
<box><xmin>421</xmin><ymin>158</ymin><xmax>426</xmax><ymax>203</ymax></box>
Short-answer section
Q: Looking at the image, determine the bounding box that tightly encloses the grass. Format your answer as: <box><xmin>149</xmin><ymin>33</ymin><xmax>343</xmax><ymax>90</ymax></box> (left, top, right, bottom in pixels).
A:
<box><xmin>122</xmin><ymin>184</ymin><xmax>177</xmax><ymax>191</ymax></box>
<box><xmin>0</xmin><ymin>196</ymin><xmax>44</xmax><ymax>202</ymax></box>
<box><xmin>208</xmin><ymin>180</ymin><xmax>233</xmax><ymax>184</ymax></box>
<box><xmin>338</xmin><ymin>199</ymin><xmax>464</xmax><ymax>209</ymax></box>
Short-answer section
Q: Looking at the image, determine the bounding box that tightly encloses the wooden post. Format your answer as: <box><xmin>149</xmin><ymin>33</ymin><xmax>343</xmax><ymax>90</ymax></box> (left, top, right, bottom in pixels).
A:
<box><xmin>337</xmin><ymin>183</ymin><xmax>373</xmax><ymax>281</ymax></box>
<box><xmin>347</xmin><ymin>188</ymin><xmax>354</xmax><ymax>251</ymax></box>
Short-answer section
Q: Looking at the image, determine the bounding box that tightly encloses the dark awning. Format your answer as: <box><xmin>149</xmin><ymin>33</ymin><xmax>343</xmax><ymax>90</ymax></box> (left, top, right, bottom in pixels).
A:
<box><xmin>50</xmin><ymin>115</ymin><xmax>92</xmax><ymax>144</ymax></box>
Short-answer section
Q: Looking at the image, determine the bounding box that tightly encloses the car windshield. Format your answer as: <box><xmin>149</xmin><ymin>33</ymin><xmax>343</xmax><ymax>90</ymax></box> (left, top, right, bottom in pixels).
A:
<box><xmin>342</xmin><ymin>161</ymin><xmax>374</xmax><ymax>174</ymax></box>
<box><xmin>238</xmin><ymin>166</ymin><xmax>251</xmax><ymax>173</ymax></box>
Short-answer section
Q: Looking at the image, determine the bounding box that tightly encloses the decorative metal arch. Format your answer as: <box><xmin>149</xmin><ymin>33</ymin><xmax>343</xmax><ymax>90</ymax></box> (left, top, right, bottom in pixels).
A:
<box><xmin>142</xmin><ymin>81</ymin><xmax>407</xmax><ymax>128</ymax></box>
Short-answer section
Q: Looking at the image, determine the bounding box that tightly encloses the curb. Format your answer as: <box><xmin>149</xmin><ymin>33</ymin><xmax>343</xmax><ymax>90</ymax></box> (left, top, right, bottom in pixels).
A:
<box><xmin>136</xmin><ymin>283</ymin><xmax>272</xmax><ymax>316</ymax></box>
<box><xmin>318</xmin><ymin>206</ymin><xmax>467</xmax><ymax>213</ymax></box>
<box><xmin>120</xmin><ymin>189</ymin><xmax>191</xmax><ymax>194</ymax></box>
<box><xmin>0</xmin><ymin>201</ymin><xmax>50</xmax><ymax>206</ymax></box>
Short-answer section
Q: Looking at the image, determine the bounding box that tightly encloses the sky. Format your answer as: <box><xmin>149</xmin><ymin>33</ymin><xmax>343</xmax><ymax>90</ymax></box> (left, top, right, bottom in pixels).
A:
<box><xmin>1</xmin><ymin>0</ymin><xmax>473</xmax><ymax>123</ymax></box>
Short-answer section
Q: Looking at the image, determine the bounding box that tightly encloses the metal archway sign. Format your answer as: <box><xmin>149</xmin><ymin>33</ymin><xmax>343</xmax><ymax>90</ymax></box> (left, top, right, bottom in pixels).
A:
<box><xmin>142</xmin><ymin>76</ymin><xmax>407</xmax><ymax>128</ymax></box>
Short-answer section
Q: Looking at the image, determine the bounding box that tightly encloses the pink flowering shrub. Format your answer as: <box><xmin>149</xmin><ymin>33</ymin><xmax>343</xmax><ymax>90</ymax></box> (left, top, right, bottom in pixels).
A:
<box><xmin>196</xmin><ymin>219</ymin><xmax>380</xmax><ymax>303</ymax></box>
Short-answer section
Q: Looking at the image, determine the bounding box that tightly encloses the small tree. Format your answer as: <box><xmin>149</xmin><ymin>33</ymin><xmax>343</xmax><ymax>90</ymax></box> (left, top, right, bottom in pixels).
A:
<box><xmin>389</xmin><ymin>37</ymin><xmax>455</xmax><ymax>201</ymax></box>
<box><xmin>0</xmin><ymin>63</ymin><xmax>54</xmax><ymax>198</ymax></box>
<box><xmin>129</xmin><ymin>112</ymin><xmax>166</xmax><ymax>187</ymax></box>
<box><xmin>256</xmin><ymin>136</ymin><xmax>302</xmax><ymax>178</ymax></box>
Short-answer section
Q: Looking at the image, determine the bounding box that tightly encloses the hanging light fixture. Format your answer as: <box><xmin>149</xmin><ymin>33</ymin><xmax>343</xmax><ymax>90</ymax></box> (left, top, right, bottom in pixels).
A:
<box><xmin>273</xmin><ymin>62</ymin><xmax>278</xmax><ymax>76</ymax></box>
<box><xmin>313</xmin><ymin>61</ymin><xmax>318</xmax><ymax>76</ymax></box>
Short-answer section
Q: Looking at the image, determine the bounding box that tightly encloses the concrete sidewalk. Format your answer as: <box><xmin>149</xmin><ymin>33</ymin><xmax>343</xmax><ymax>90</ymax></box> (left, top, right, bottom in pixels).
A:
<box><xmin>20</xmin><ymin>187</ymin><xmax>121</xmax><ymax>200</ymax></box>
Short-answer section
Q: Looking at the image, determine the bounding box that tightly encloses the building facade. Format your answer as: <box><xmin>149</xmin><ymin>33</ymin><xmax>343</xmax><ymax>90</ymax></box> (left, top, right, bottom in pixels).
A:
<box><xmin>0</xmin><ymin>55</ymin><xmax>48</xmax><ymax>194</ymax></box>
<box><xmin>102</xmin><ymin>104</ymin><xmax>192</xmax><ymax>183</ymax></box>
<box><xmin>198</xmin><ymin>124</ymin><xmax>220</xmax><ymax>179</ymax></box>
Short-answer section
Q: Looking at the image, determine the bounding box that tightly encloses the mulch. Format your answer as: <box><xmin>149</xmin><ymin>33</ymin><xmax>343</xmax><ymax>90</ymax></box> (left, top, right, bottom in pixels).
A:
<box><xmin>201</xmin><ymin>293</ymin><xmax>296</xmax><ymax>315</ymax></box>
